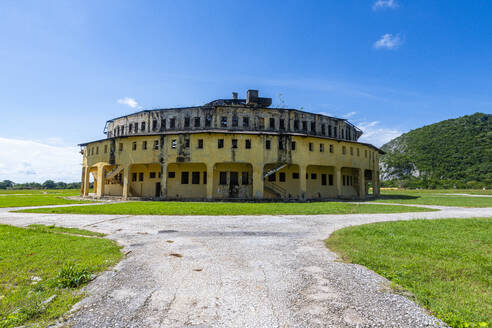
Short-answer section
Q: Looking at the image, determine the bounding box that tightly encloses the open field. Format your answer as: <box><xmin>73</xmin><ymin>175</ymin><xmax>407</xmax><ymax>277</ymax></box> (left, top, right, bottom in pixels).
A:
<box><xmin>0</xmin><ymin>224</ymin><xmax>122</xmax><ymax>328</ymax></box>
<box><xmin>325</xmin><ymin>218</ymin><xmax>492</xmax><ymax>328</ymax></box>
<box><xmin>372</xmin><ymin>189</ymin><xmax>492</xmax><ymax>207</ymax></box>
<box><xmin>0</xmin><ymin>190</ymin><xmax>96</xmax><ymax>208</ymax></box>
<box><xmin>14</xmin><ymin>200</ymin><xmax>435</xmax><ymax>216</ymax></box>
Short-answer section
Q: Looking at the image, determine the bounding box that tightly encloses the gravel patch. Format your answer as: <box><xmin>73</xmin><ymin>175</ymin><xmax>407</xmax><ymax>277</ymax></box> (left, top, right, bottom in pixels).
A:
<box><xmin>0</xmin><ymin>205</ymin><xmax>491</xmax><ymax>327</ymax></box>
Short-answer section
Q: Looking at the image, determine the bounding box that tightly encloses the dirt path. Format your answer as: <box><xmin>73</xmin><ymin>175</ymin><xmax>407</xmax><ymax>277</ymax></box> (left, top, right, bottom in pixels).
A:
<box><xmin>1</xmin><ymin>205</ymin><xmax>491</xmax><ymax>327</ymax></box>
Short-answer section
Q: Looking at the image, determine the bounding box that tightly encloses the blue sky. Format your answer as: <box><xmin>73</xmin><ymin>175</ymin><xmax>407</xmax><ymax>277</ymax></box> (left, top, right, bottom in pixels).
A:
<box><xmin>1</xmin><ymin>0</ymin><xmax>491</xmax><ymax>182</ymax></box>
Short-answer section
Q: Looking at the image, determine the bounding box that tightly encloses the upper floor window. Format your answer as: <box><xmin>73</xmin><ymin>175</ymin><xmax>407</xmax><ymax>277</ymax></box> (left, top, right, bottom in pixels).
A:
<box><xmin>342</xmin><ymin>146</ymin><xmax>346</xmax><ymax>155</ymax></box>
<box><xmin>294</xmin><ymin>120</ymin><xmax>300</xmax><ymax>130</ymax></box>
<box><xmin>269</xmin><ymin>118</ymin><xmax>275</xmax><ymax>129</ymax></box>
<box><xmin>310</xmin><ymin>122</ymin><xmax>316</xmax><ymax>133</ymax></box>
<box><xmin>278</xmin><ymin>140</ymin><xmax>284</xmax><ymax>150</ymax></box>
<box><xmin>129</xmin><ymin>124</ymin><xmax>132</xmax><ymax>133</ymax></box>
<box><xmin>220</xmin><ymin>116</ymin><xmax>227</xmax><ymax>127</ymax></box>
<box><xmin>245</xmin><ymin>139</ymin><xmax>251</xmax><ymax>149</ymax></box>
<box><xmin>197</xmin><ymin>139</ymin><xmax>203</xmax><ymax>149</ymax></box>
<box><xmin>232</xmin><ymin>116</ymin><xmax>238</xmax><ymax>127</ymax></box>
<box><xmin>218</xmin><ymin>139</ymin><xmax>224</xmax><ymax>148</ymax></box>
<box><xmin>152</xmin><ymin>120</ymin><xmax>157</xmax><ymax>131</ymax></box>
<box><xmin>134</xmin><ymin>122</ymin><xmax>138</xmax><ymax>132</ymax></box>
<box><xmin>119</xmin><ymin>143</ymin><xmax>123</xmax><ymax>151</ymax></box>
<box><xmin>170</xmin><ymin>118</ymin><xmax>176</xmax><ymax>129</ymax></box>
<box><xmin>309</xmin><ymin>142</ymin><xmax>313</xmax><ymax>151</ymax></box>
<box><xmin>320</xmin><ymin>144</ymin><xmax>324</xmax><ymax>152</ymax></box>
<box><xmin>160</xmin><ymin>119</ymin><xmax>166</xmax><ymax>131</ymax></box>
<box><xmin>143</xmin><ymin>141</ymin><xmax>147</xmax><ymax>150</ymax></box>
<box><xmin>265</xmin><ymin>140</ymin><xmax>271</xmax><ymax>150</ymax></box>
<box><xmin>350</xmin><ymin>147</ymin><xmax>353</xmax><ymax>156</ymax></box>
<box><xmin>185</xmin><ymin>139</ymin><xmax>190</xmax><ymax>148</ymax></box>
<box><xmin>243</xmin><ymin>116</ymin><xmax>249</xmax><ymax>128</ymax></box>
<box><xmin>291</xmin><ymin>141</ymin><xmax>296</xmax><ymax>150</ymax></box>
<box><xmin>141</xmin><ymin>122</ymin><xmax>146</xmax><ymax>131</ymax></box>
<box><xmin>334</xmin><ymin>126</ymin><xmax>338</xmax><ymax>138</ymax></box>
<box><xmin>132</xmin><ymin>142</ymin><xmax>137</xmax><ymax>151</ymax></box>
<box><xmin>328</xmin><ymin>125</ymin><xmax>332</xmax><ymax>137</ymax></box>
<box><xmin>232</xmin><ymin>139</ymin><xmax>238</xmax><ymax>148</ymax></box>
<box><xmin>154</xmin><ymin>140</ymin><xmax>159</xmax><ymax>150</ymax></box>
<box><xmin>184</xmin><ymin>117</ymin><xmax>190</xmax><ymax>128</ymax></box>
<box><xmin>104</xmin><ymin>145</ymin><xmax>108</xmax><ymax>153</ymax></box>
<box><xmin>279</xmin><ymin>119</ymin><xmax>285</xmax><ymax>130</ymax></box>
<box><xmin>321</xmin><ymin>124</ymin><xmax>326</xmax><ymax>135</ymax></box>
<box><xmin>172</xmin><ymin>139</ymin><xmax>177</xmax><ymax>149</ymax></box>
<box><xmin>205</xmin><ymin>114</ymin><xmax>212</xmax><ymax>127</ymax></box>
<box><xmin>329</xmin><ymin>144</ymin><xmax>333</xmax><ymax>153</ymax></box>
<box><xmin>302</xmin><ymin>121</ymin><xmax>308</xmax><ymax>131</ymax></box>
<box><xmin>258</xmin><ymin>117</ymin><xmax>265</xmax><ymax>129</ymax></box>
<box><xmin>194</xmin><ymin>117</ymin><xmax>200</xmax><ymax>128</ymax></box>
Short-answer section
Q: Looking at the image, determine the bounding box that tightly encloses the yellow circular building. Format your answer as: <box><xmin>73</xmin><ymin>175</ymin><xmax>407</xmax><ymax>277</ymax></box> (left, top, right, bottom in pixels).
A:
<box><xmin>80</xmin><ymin>90</ymin><xmax>381</xmax><ymax>200</ymax></box>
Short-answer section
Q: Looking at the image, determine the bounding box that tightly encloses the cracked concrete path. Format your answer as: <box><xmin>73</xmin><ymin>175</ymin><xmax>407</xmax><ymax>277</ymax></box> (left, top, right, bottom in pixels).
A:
<box><xmin>1</xmin><ymin>205</ymin><xmax>491</xmax><ymax>327</ymax></box>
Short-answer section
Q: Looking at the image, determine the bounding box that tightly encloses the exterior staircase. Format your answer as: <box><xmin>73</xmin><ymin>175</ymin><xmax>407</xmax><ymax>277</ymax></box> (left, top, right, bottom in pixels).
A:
<box><xmin>106</xmin><ymin>166</ymin><xmax>124</xmax><ymax>179</ymax></box>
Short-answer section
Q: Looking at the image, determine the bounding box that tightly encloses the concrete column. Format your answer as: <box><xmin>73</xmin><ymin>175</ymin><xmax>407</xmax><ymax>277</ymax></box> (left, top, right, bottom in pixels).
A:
<box><xmin>373</xmin><ymin>170</ymin><xmax>380</xmax><ymax>197</ymax></box>
<box><xmin>359</xmin><ymin>168</ymin><xmax>366</xmax><ymax>199</ymax></box>
<box><xmin>299</xmin><ymin>165</ymin><xmax>307</xmax><ymax>201</ymax></box>
<box><xmin>335</xmin><ymin>166</ymin><xmax>342</xmax><ymax>198</ymax></box>
<box><xmin>252</xmin><ymin>164</ymin><xmax>264</xmax><ymax>199</ymax></box>
<box><xmin>122</xmin><ymin>165</ymin><xmax>130</xmax><ymax>200</ymax></box>
<box><xmin>96</xmin><ymin>165</ymin><xmax>105</xmax><ymax>198</ymax></box>
<box><xmin>160</xmin><ymin>163</ymin><xmax>168</xmax><ymax>199</ymax></box>
<box><xmin>206</xmin><ymin>163</ymin><xmax>214</xmax><ymax>199</ymax></box>
<box><xmin>80</xmin><ymin>167</ymin><xmax>86</xmax><ymax>197</ymax></box>
<box><xmin>83</xmin><ymin>167</ymin><xmax>90</xmax><ymax>196</ymax></box>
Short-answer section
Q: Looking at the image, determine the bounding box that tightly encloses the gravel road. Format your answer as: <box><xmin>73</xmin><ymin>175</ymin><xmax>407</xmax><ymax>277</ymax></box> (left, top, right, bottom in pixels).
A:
<box><xmin>1</xmin><ymin>204</ymin><xmax>490</xmax><ymax>327</ymax></box>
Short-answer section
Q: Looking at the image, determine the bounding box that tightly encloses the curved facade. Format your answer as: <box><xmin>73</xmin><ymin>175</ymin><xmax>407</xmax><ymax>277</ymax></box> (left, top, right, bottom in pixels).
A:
<box><xmin>80</xmin><ymin>90</ymin><xmax>381</xmax><ymax>200</ymax></box>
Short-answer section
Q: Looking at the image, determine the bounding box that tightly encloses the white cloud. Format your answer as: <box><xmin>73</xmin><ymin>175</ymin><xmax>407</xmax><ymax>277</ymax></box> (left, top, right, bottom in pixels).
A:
<box><xmin>342</xmin><ymin>111</ymin><xmax>357</xmax><ymax>119</ymax></box>
<box><xmin>117</xmin><ymin>97</ymin><xmax>139</xmax><ymax>108</ymax></box>
<box><xmin>373</xmin><ymin>33</ymin><xmax>402</xmax><ymax>50</ymax></box>
<box><xmin>372</xmin><ymin>0</ymin><xmax>398</xmax><ymax>10</ymax></box>
<box><xmin>357</xmin><ymin>121</ymin><xmax>402</xmax><ymax>147</ymax></box>
<box><xmin>0</xmin><ymin>138</ymin><xmax>81</xmax><ymax>183</ymax></box>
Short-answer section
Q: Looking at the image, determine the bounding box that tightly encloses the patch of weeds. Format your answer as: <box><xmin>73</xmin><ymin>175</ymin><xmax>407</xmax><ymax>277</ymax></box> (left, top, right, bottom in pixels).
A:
<box><xmin>51</xmin><ymin>264</ymin><xmax>93</xmax><ymax>289</ymax></box>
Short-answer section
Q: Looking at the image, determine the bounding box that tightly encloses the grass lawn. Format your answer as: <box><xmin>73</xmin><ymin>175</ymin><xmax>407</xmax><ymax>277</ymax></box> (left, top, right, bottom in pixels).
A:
<box><xmin>0</xmin><ymin>191</ymin><xmax>96</xmax><ymax>208</ymax></box>
<box><xmin>0</xmin><ymin>189</ymin><xmax>80</xmax><ymax>195</ymax></box>
<box><xmin>326</xmin><ymin>218</ymin><xmax>492</xmax><ymax>328</ymax></box>
<box><xmin>0</xmin><ymin>224</ymin><xmax>122</xmax><ymax>328</ymax></box>
<box><xmin>15</xmin><ymin>201</ymin><xmax>435</xmax><ymax>215</ymax></box>
<box><xmin>372</xmin><ymin>189</ymin><xmax>492</xmax><ymax>207</ymax></box>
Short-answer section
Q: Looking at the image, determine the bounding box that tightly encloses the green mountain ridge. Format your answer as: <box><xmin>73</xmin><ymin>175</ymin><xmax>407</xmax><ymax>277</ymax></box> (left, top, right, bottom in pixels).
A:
<box><xmin>380</xmin><ymin>112</ymin><xmax>492</xmax><ymax>188</ymax></box>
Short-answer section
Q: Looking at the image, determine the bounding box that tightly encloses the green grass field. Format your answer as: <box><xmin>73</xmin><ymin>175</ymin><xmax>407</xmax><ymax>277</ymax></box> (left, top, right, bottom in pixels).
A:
<box><xmin>326</xmin><ymin>218</ymin><xmax>492</xmax><ymax>328</ymax></box>
<box><xmin>15</xmin><ymin>200</ymin><xmax>434</xmax><ymax>215</ymax></box>
<box><xmin>372</xmin><ymin>189</ymin><xmax>492</xmax><ymax>207</ymax></box>
<box><xmin>0</xmin><ymin>224</ymin><xmax>122</xmax><ymax>328</ymax></box>
<box><xmin>0</xmin><ymin>190</ymin><xmax>96</xmax><ymax>208</ymax></box>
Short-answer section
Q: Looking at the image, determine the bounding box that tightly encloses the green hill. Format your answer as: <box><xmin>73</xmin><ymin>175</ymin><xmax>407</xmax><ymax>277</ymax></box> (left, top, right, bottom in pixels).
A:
<box><xmin>380</xmin><ymin>112</ymin><xmax>492</xmax><ymax>189</ymax></box>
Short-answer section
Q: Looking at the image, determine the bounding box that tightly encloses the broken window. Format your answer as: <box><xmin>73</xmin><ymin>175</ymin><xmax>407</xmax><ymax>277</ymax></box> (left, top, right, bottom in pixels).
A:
<box><xmin>258</xmin><ymin>117</ymin><xmax>265</xmax><ymax>129</ymax></box>
<box><xmin>291</xmin><ymin>141</ymin><xmax>296</xmax><ymax>150</ymax></box>
<box><xmin>181</xmin><ymin>172</ymin><xmax>189</xmax><ymax>184</ymax></box>
<box><xmin>141</xmin><ymin>122</ymin><xmax>146</xmax><ymax>131</ymax></box>
<box><xmin>220</xmin><ymin>116</ymin><xmax>227</xmax><ymax>127</ymax></box>
<box><xmin>160</xmin><ymin>119</ymin><xmax>166</xmax><ymax>131</ymax></box>
<box><xmin>322</xmin><ymin>174</ymin><xmax>327</xmax><ymax>186</ymax></box>
<box><xmin>129</xmin><ymin>124</ymin><xmax>132</xmax><ymax>133</ymax></box>
<box><xmin>241</xmin><ymin>172</ymin><xmax>249</xmax><ymax>185</ymax></box>
<box><xmin>132</xmin><ymin>142</ymin><xmax>137</xmax><ymax>151</ymax></box>
<box><xmin>302</xmin><ymin>121</ymin><xmax>308</xmax><ymax>131</ymax></box>
<box><xmin>198</xmin><ymin>139</ymin><xmax>203</xmax><ymax>149</ymax></box>
<box><xmin>132</xmin><ymin>173</ymin><xmax>137</xmax><ymax>182</ymax></box>
<box><xmin>328</xmin><ymin>125</ymin><xmax>332</xmax><ymax>137</ymax></box>
<box><xmin>243</xmin><ymin>116</ymin><xmax>249</xmax><ymax>128</ymax></box>
<box><xmin>269</xmin><ymin>118</ymin><xmax>275</xmax><ymax>129</ymax></box>
<box><xmin>134</xmin><ymin>122</ymin><xmax>138</xmax><ymax>132</ymax></box>
<box><xmin>279</xmin><ymin>172</ymin><xmax>286</xmax><ymax>182</ymax></box>
<box><xmin>245</xmin><ymin>139</ymin><xmax>251</xmax><ymax>149</ymax></box>
<box><xmin>192</xmin><ymin>172</ymin><xmax>200</xmax><ymax>184</ymax></box>
<box><xmin>329</xmin><ymin>144</ymin><xmax>334</xmax><ymax>153</ymax></box>
<box><xmin>321</xmin><ymin>124</ymin><xmax>326</xmax><ymax>135</ymax></box>
<box><xmin>219</xmin><ymin>172</ymin><xmax>227</xmax><ymax>185</ymax></box>
<box><xmin>311</xmin><ymin>122</ymin><xmax>316</xmax><ymax>133</ymax></box>
<box><xmin>334</xmin><ymin>126</ymin><xmax>338</xmax><ymax>138</ymax></box>
<box><xmin>265</xmin><ymin>140</ymin><xmax>271</xmax><ymax>150</ymax></box>
<box><xmin>150</xmin><ymin>172</ymin><xmax>156</xmax><ymax>179</ymax></box>
<box><xmin>139</xmin><ymin>172</ymin><xmax>144</xmax><ymax>182</ymax></box>
<box><xmin>154</xmin><ymin>140</ymin><xmax>159</xmax><ymax>150</ymax></box>
<box><xmin>194</xmin><ymin>117</ymin><xmax>200</xmax><ymax>128</ymax></box>
<box><xmin>168</xmin><ymin>171</ymin><xmax>175</xmax><ymax>178</ymax></box>
<box><xmin>218</xmin><ymin>139</ymin><xmax>224</xmax><ymax>148</ymax></box>
<box><xmin>143</xmin><ymin>141</ymin><xmax>147</xmax><ymax>150</ymax></box>
<box><xmin>230</xmin><ymin>172</ymin><xmax>239</xmax><ymax>186</ymax></box>
<box><xmin>172</xmin><ymin>140</ymin><xmax>177</xmax><ymax>149</ymax></box>
<box><xmin>268</xmin><ymin>173</ymin><xmax>276</xmax><ymax>182</ymax></box>
<box><xmin>311</xmin><ymin>173</ymin><xmax>317</xmax><ymax>180</ymax></box>
<box><xmin>185</xmin><ymin>139</ymin><xmax>190</xmax><ymax>148</ymax></box>
<box><xmin>232</xmin><ymin>139</ymin><xmax>238</xmax><ymax>148</ymax></box>
<box><xmin>184</xmin><ymin>117</ymin><xmax>190</xmax><ymax>128</ymax></box>
<box><xmin>170</xmin><ymin>118</ymin><xmax>176</xmax><ymax>129</ymax></box>
<box><xmin>152</xmin><ymin>120</ymin><xmax>157</xmax><ymax>131</ymax></box>
<box><xmin>309</xmin><ymin>142</ymin><xmax>313</xmax><ymax>151</ymax></box>
<box><xmin>292</xmin><ymin>172</ymin><xmax>299</xmax><ymax>179</ymax></box>
<box><xmin>205</xmin><ymin>115</ymin><xmax>212</xmax><ymax>127</ymax></box>
<box><xmin>232</xmin><ymin>116</ymin><xmax>238</xmax><ymax>127</ymax></box>
<box><xmin>279</xmin><ymin>119</ymin><xmax>285</xmax><ymax>130</ymax></box>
